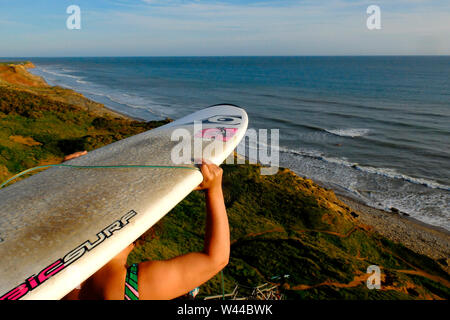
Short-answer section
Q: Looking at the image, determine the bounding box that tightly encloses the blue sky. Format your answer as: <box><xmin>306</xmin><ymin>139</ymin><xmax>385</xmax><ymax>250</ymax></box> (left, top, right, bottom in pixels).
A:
<box><xmin>0</xmin><ymin>0</ymin><xmax>449</xmax><ymax>56</ymax></box>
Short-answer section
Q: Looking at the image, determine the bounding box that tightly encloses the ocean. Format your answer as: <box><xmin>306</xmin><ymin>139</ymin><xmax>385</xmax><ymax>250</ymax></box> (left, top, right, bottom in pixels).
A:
<box><xmin>23</xmin><ymin>56</ymin><xmax>450</xmax><ymax>230</ymax></box>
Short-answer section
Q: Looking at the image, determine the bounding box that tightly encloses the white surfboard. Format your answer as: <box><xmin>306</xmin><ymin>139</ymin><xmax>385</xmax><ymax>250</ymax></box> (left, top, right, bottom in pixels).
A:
<box><xmin>0</xmin><ymin>104</ymin><xmax>248</xmax><ymax>300</ymax></box>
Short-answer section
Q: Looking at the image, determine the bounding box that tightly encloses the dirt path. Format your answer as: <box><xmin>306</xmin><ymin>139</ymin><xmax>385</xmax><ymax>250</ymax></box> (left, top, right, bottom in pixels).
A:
<box><xmin>230</xmin><ymin>228</ymin><xmax>286</xmax><ymax>245</ymax></box>
<box><xmin>292</xmin><ymin>226</ymin><xmax>360</xmax><ymax>238</ymax></box>
<box><xmin>231</xmin><ymin>225</ymin><xmax>449</xmax><ymax>298</ymax></box>
<box><xmin>291</xmin><ymin>273</ymin><xmax>371</xmax><ymax>290</ymax></box>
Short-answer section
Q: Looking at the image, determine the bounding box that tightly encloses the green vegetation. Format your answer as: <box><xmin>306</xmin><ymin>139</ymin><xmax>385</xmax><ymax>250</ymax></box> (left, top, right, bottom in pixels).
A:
<box><xmin>1</xmin><ymin>64</ymin><xmax>449</xmax><ymax>300</ymax></box>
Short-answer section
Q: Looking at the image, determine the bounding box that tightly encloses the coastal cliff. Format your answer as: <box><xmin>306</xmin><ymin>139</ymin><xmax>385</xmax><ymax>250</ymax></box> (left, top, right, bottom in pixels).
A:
<box><xmin>0</xmin><ymin>62</ymin><xmax>47</xmax><ymax>87</ymax></box>
<box><xmin>0</xmin><ymin>62</ymin><xmax>448</xmax><ymax>300</ymax></box>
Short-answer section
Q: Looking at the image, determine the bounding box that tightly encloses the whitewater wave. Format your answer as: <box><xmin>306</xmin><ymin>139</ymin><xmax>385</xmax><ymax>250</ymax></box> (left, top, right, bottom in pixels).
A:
<box><xmin>277</xmin><ymin>146</ymin><xmax>450</xmax><ymax>191</ymax></box>
<box><xmin>40</xmin><ymin>67</ymin><xmax>85</xmax><ymax>81</ymax></box>
<box><xmin>76</xmin><ymin>89</ymin><xmax>170</xmax><ymax>118</ymax></box>
<box><xmin>324</xmin><ymin>128</ymin><xmax>370</xmax><ymax>138</ymax></box>
<box><xmin>254</xmin><ymin>115</ymin><xmax>371</xmax><ymax>139</ymax></box>
<box><xmin>351</xmin><ymin>165</ymin><xmax>450</xmax><ymax>191</ymax></box>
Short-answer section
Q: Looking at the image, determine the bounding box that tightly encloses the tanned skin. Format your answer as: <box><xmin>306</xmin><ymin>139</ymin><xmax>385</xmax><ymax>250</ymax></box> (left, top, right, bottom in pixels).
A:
<box><xmin>63</xmin><ymin>155</ymin><xmax>229</xmax><ymax>300</ymax></box>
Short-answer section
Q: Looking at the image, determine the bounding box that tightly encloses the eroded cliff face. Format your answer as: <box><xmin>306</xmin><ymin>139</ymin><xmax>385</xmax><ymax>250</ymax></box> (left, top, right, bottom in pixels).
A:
<box><xmin>0</xmin><ymin>62</ymin><xmax>48</xmax><ymax>88</ymax></box>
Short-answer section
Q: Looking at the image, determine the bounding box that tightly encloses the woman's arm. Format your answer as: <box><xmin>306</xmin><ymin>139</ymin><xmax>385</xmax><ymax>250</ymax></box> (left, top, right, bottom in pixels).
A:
<box><xmin>138</xmin><ymin>161</ymin><xmax>230</xmax><ymax>300</ymax></box>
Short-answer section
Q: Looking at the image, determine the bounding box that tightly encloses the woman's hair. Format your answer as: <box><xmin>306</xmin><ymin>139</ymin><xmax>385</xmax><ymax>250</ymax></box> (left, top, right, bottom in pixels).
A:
<box><xmin>133</xmin><ymin>221</ymin><xmax>164</xmax><ymax>247</ymax></box>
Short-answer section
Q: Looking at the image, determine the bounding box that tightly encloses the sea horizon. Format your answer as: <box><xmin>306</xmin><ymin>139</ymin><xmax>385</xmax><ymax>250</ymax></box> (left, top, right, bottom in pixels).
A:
<box><xmin>2</xmin><ymin>54</ymin><xmax>450</xmax><ymax>59</ymax></box>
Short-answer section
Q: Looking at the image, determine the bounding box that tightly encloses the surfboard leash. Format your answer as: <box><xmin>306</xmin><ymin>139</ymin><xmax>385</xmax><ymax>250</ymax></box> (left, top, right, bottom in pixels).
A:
<box><xmin>0</xmin><ymin>163</ymin><xmax>200</xmax><ymax>189</ymax></box>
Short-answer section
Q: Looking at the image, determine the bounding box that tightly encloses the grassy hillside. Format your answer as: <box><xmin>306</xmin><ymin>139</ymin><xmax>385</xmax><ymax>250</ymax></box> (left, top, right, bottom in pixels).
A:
<box><xmin>1</xmin><ymin>62</ymin><xmax>449</xmax><ymax>300</ymax></box>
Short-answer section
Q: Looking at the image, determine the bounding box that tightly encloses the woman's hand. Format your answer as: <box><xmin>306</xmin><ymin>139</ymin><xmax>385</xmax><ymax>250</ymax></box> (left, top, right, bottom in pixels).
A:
<box><xmin>194</xmin><ymin>160</ymin><xmax>223</xmax><ymax>192</ymax></box>
<box><xmin>63</xmin><ymin>150</ymin><xmax>87</xmax><ymax>161</ymax></box>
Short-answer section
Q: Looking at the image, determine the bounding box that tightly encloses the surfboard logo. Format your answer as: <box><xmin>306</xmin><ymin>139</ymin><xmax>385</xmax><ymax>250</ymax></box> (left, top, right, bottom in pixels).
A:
<box><xmin>195</xmin><ymin>127</ymin><xmax>238</xmax><ymax>142</ymax></box>
<box><xmin>0</xmin><ymin>210</ymin><xmax>137</xmax><ymax>300</ymax></box>
<box><xmin>178</xmin><ymin>115</ymin><xmax>242</xmax><ymax>127</ymax></box>
<box><xmin>206</xmin><ymin>115</ymin><xmax>242</xmax><ymax>125</ymax></box>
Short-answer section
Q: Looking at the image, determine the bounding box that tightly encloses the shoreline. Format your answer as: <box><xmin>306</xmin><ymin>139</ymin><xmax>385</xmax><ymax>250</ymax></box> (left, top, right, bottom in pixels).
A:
<box><xmin>8</xmin><ymin>61</ymin><xmax>450</xmax><ymax>265</ymax></box>
<box><xmin>337</xmin><ymin>193</ymin><xmax>449</xmax><ymax>262</ymax></box>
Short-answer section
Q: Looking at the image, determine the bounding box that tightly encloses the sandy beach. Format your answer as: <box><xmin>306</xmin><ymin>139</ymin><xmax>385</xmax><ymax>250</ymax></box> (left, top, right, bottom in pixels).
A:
<box><xmin>337</xmin><ymin>194</ymin><xmax>449</xmax><ymax>266</ymax></box>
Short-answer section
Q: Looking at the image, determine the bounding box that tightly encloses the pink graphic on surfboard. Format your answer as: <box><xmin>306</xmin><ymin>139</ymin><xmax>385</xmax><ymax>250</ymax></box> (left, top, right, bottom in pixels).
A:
<box><xmin>195</xmin><ymin>127</ymin><xmax>238</xmax><ymax>142</ymax></box>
